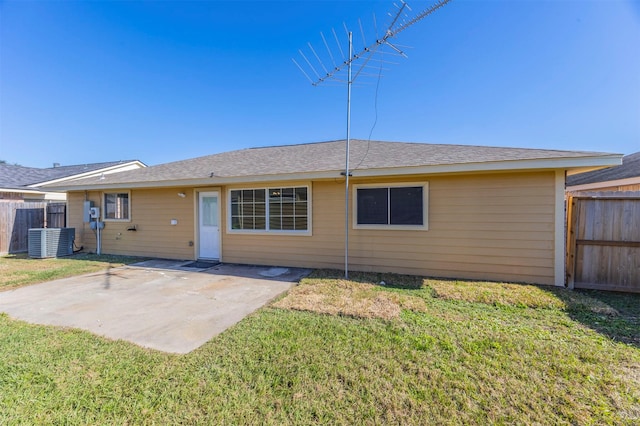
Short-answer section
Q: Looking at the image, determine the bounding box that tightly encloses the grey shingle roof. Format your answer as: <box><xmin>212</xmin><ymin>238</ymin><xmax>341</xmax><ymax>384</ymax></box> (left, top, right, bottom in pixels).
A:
<box><xmin>49</xmin><ymin>140</ymin><xmax>618</xmax><ymax>189</ymax></box>
<box><xmin>567</xmin><ymin>151</ymin><xmax>640</xmax><ymax>186</ymax></box>
<box><xmin>0</xmin><ymin>165</ymin><xmax>51</xmax><ymax>190</ymax></box>
<box><xmin>0</xmin><ymin>160</ymin><xmax>141</xmax><ymax>190</ymax></box>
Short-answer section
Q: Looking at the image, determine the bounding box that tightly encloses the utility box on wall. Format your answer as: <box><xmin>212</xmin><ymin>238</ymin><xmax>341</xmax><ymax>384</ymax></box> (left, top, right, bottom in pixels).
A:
<box><xmin>83</xmin><ymin>201</ymin><xmax>94</xmax><ymax>223</ymax></box>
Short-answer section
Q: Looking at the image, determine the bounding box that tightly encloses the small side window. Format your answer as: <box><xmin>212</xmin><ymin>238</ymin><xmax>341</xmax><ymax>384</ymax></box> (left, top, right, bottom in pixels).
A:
<box><xmin>104</xmin><ymin>192</ymin><xmax>130</xmax><ymax>220</ymax></box>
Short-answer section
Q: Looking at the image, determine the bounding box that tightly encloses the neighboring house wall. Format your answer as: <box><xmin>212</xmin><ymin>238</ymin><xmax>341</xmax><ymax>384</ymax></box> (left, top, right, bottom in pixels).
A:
<box><xmin>566</xmin><ymin>178</ymin><xmax>640</xmax><ymax>194</ymax></box>
<box><xmin>573</xmin><ymin>183</ymin><xmax>640</xmax><ymax>192</ymax></box>
<box><xmin>0</xmin><ymin>190</ymin><xmax>64</xmax><ymax>201</ymax></box>
<box><xmin>566</xmin><ymin>151</ymin><xmax>639</xmax><ymax>194</ymax></box>
<box><xmin>0</xmin><ymin>192</ymin><xmax>24</xmax><ymax>201</ymax></box>
<box><xmin>67</xmin><ymin>170</ymin><xmax>558</xmax><ymax>285</ymax></box>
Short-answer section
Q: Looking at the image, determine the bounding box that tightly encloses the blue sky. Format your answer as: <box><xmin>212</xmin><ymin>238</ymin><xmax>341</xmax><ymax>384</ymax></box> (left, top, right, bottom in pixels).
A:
<box><xmin>1</xmin><ymin>0</ymin><xmax>638</xmax><ymax>168</ymax></box>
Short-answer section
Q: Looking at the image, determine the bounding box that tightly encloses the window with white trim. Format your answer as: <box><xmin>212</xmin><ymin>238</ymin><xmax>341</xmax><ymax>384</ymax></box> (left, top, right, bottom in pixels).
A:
<box><xmin>104</xmin><ymin>192</ymin><xmax>130</xmax><ymax>220</ymax></box>
<box><xmin>230</xmin><ymin>189</ymin><xmax>266</xmax><ymax>230</ymax></box>
<box><xmin>354</xmin><ymin>183</ymin><xmax>428</xmax><ymax>229</ymax></box>
<box><xmin>230</xmin><ymin>186</ymin><xmax>309</xmax><ymax>232</ymax></box>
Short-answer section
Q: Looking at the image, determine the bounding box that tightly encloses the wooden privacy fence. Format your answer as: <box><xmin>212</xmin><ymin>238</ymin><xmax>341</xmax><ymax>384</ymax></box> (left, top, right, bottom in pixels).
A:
<box><xmin>47</xmin><ymin>203</ymin><xmax>67</xmax><ymax>228</ymax></box>
<box><xmin>566</xmin><ymin>192</ymin><xmax>640</xmax><ymax>293</ymax></box>
<box><xmin>0</xmin><ymin>202</ymin><xmax>66</xmax><ymax>254</ymax></box>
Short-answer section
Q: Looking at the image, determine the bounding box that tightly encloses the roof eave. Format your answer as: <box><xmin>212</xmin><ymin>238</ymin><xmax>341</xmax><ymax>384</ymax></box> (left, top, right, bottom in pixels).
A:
<box><xmin>58</xmin><ymin>171</ymin><xmax>342</xmax><ymax>191</ymax></box>
<box><xmin>351</xmin><ymin>155</ymin><xmax>623</xmax><ymax>178</ymax></box>
<box><xmin>34</xmin><ymin>161</ymin><xmax>147</xmax><ymax>187</ymax></box>
<box><xmin>58</xmin><ymin>154</ymin><xmax>623</xmax><ymax>191</ymax></box>
<box><xmin>0</xmin><ymin>187</ymin><xmax>46</xmax><ymax>195</ymax></box>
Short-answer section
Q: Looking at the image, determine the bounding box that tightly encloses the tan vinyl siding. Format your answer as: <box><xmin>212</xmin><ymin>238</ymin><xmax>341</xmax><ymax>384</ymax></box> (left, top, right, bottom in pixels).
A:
<box><xmin>220</xmin><ymin>181</ymin><xmax>338</xmax><ymax>268</ymax></box>
<box><xmin>223</xmin><ymin>171</ymin><xmax>557</xmax><ymax>285</ymax></box>
<box><xmin>67</xmin><ymin>188</ymin><xmax>196</xmax><ymax>259</ymax></box>
<box><xmin>67</xmin><ymin>171</ymin><xmax>557</xmax><ymax>285</ymax></box>
<box><xmin>67</xmin><ymin>192</ymin><xmax>91</xmax><ymax>251</ymax></box>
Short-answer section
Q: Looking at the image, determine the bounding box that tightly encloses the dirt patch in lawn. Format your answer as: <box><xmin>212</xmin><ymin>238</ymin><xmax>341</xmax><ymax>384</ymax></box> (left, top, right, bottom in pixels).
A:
<box><xmin>273</xmin><ymin>277</ymin><xmax>427</xmax><ymax>320</ymax></box>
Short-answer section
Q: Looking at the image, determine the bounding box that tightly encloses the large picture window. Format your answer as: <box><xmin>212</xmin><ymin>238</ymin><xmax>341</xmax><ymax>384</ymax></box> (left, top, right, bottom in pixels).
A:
<box><xmin>104</xmin><ymin>192</ymin><xmax>130</xmax><ymax>220</ymax></box>
<box><xmin>354</xmin><ymin>183</ymin><xmax>427</xmax><ymax>229</ymax></box>
<box><xmin>229</xmin><ymin>186</ymin><xmax>309</xmax><ymax>233</ymax></box>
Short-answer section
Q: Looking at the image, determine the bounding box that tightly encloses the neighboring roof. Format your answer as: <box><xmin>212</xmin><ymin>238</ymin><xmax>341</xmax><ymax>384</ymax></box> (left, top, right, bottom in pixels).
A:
<box><xmin>50</xmin><ymin>140</ymin><xmax>622</xmax><ymax>191</ymax></box>
<box><xmin>566</xmin><ymin>151</ymin><xmax>640</xmax><ymax>187</ymax></box>
<box><xmin>0</xmin><ymin>160</ymin><xmax>144</xmax><ymax>192</ymax></box>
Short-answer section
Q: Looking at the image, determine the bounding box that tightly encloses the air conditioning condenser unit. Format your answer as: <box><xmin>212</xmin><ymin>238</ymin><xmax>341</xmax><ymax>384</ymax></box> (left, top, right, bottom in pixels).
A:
<box><xmin>28</xmin><ymin>228</ymin><xmax>75</xmax><ymax>259</ymax></box>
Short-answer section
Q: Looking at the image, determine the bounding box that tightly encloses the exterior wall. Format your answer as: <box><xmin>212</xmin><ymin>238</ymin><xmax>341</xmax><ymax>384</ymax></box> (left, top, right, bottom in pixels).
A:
<box><xmin>1</xmin><ymin>191</ymin><xmax>65</xmax><ymax>201</ymax></box>
<box><xmin>222</xmin><ymin>171</ymin><xmax>557</xmax><ymax>285</ymax></box>
<box><xmin>570</xmin><ymin>183</ymin><xmax>640</xmax><ymax>193</ymax></box>
<box><xmin>68</xmin><ymin>188</ymin><xmax>196</xmax><ymax>259</ymax></box>
<box><xmin>221</xmin><ymin>180</ymin><xmax>343</xmax><ymax>270</ymax></box>
<box><xmin>26</xmin><ymin>192</ymin><xmax>66</xmax><ymax>202</ymax></box>
<box><xmin>567</xmin><ymin>176</ymin><xmax>640</xmax><ymax>193</ymax></box>
<box><xmin>0</xmin><ymin>192</ymin><xmax>24</xmax><ymax>201</ymax></box>
<box><xmin>66</xmin><ymin>171</ymin><xmax>557</xmax><ymax>285</ymax></box>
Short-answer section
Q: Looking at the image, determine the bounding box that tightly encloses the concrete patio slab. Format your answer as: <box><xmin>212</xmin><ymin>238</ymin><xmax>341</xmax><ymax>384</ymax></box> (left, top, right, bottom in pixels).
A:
<box><xmin>0</xmin><ymin>260</ymin><xmax>310</xmax><ymax>354</ymax></box>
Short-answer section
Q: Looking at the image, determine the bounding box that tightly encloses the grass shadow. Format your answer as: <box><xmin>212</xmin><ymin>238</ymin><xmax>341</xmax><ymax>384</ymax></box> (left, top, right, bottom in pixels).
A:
<box><xmin>0</xmin><ymin>253</ymin><xmax>147</xmax><ymax>291</ymax></box>
<box><xmin>391</xmin><ymin>272</ymin><xmax>639</xmax><ymax>349</ymax></box>
<box><xmin>307</xmin><ymin>269</ymin><xmax>425</xmax><ymax>290</ymax></box>
<box><xmin>2</xmin><ymin>252</ymin><xmax>145</xmax><ymax>264</ymax></box>
<box><xmin>548</xmin><ymin>288</ymin><xmax>640</xmax><ymax>349</ymax></box>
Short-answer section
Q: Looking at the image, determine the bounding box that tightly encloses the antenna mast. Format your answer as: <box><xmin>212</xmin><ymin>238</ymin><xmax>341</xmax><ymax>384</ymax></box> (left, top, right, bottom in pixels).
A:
<box><xmin>294</xmin><ymin>0</ymin><xmax>452</xmax><ymax>279</ymax></box>
<box><xmin>345</xmin><ymin>31</ymin><xmax>353</xmax><ymax>280</ymax></box>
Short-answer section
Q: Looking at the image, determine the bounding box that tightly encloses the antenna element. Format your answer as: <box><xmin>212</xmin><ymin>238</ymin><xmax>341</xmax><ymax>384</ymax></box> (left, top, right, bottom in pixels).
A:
<box><xmin>293</xmin><ymin>0</ymin><xmax>452</xmax><ymax>278</ymax></box>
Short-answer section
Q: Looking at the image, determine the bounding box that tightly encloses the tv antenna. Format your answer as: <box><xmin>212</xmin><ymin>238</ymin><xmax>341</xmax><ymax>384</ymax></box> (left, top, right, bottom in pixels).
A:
<box><xmin>293</xmin><ymin>0</ymin><xmax>452</xmax><ymax>278</ymax></box>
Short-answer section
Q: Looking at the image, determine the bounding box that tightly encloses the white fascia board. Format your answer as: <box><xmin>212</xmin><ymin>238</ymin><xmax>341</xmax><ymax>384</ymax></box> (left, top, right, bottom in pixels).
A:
<box><xmin>56</xmin><ymin>171</ymin><xmax>342</xmax><ymax>191</ymax></box>
<box><xmin>43</xmin><ymin>192</ymin><xmax>67</xmax><ymax>201</ymax></box>
<box><xmin>567</xmin><ymin>176</ymin><xmax>640</xmax><ymax>192</ymax></box>
<box><xmin>553</xmin><ymin>170</ymin><xmax>565</xmax><ymax>287</ymax></box>
<box><xmin>350</xmin><ymin>155</ymin><xmax>623</xmax><ymax>178</ymax></box>
<box><xmin>57</xmin><ymin>155</ymin><xmax>623</xmax><ymax>191</ymax></box>
<box><xmin>0</xmin><ymin>187</ymin><xmax>45</xmax><ymax>195</ymax></box>
<box><xmin>33</xmin><ymin>161</ymin><xmax>147</xmax><ymax>187</ymax></box>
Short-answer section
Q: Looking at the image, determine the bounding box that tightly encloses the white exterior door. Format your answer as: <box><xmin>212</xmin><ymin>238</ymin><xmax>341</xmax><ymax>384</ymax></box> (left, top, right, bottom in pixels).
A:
<box><xmin>198</xmin><ymin>191</ymin><xmax>220</xmax><ymax>259</ymax></box>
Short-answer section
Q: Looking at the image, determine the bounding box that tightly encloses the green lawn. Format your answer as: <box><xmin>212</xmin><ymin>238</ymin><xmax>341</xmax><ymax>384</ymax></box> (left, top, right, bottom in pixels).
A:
<box><xmin>1</xmin><ymin>269</ymin><xmax>638</xmax><ymax>424</ymax></box>
<box><xmin>0</xmin><ymin>253</ymin><xmax>144</xmax><ymax>290</ymax></box>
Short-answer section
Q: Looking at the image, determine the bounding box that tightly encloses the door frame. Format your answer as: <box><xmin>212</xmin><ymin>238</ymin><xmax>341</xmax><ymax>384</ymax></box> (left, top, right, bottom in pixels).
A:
<box><xmin>195</xmin><ymin>189</ymin><xmax>222</xmax><ymax>260</ymax></box>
